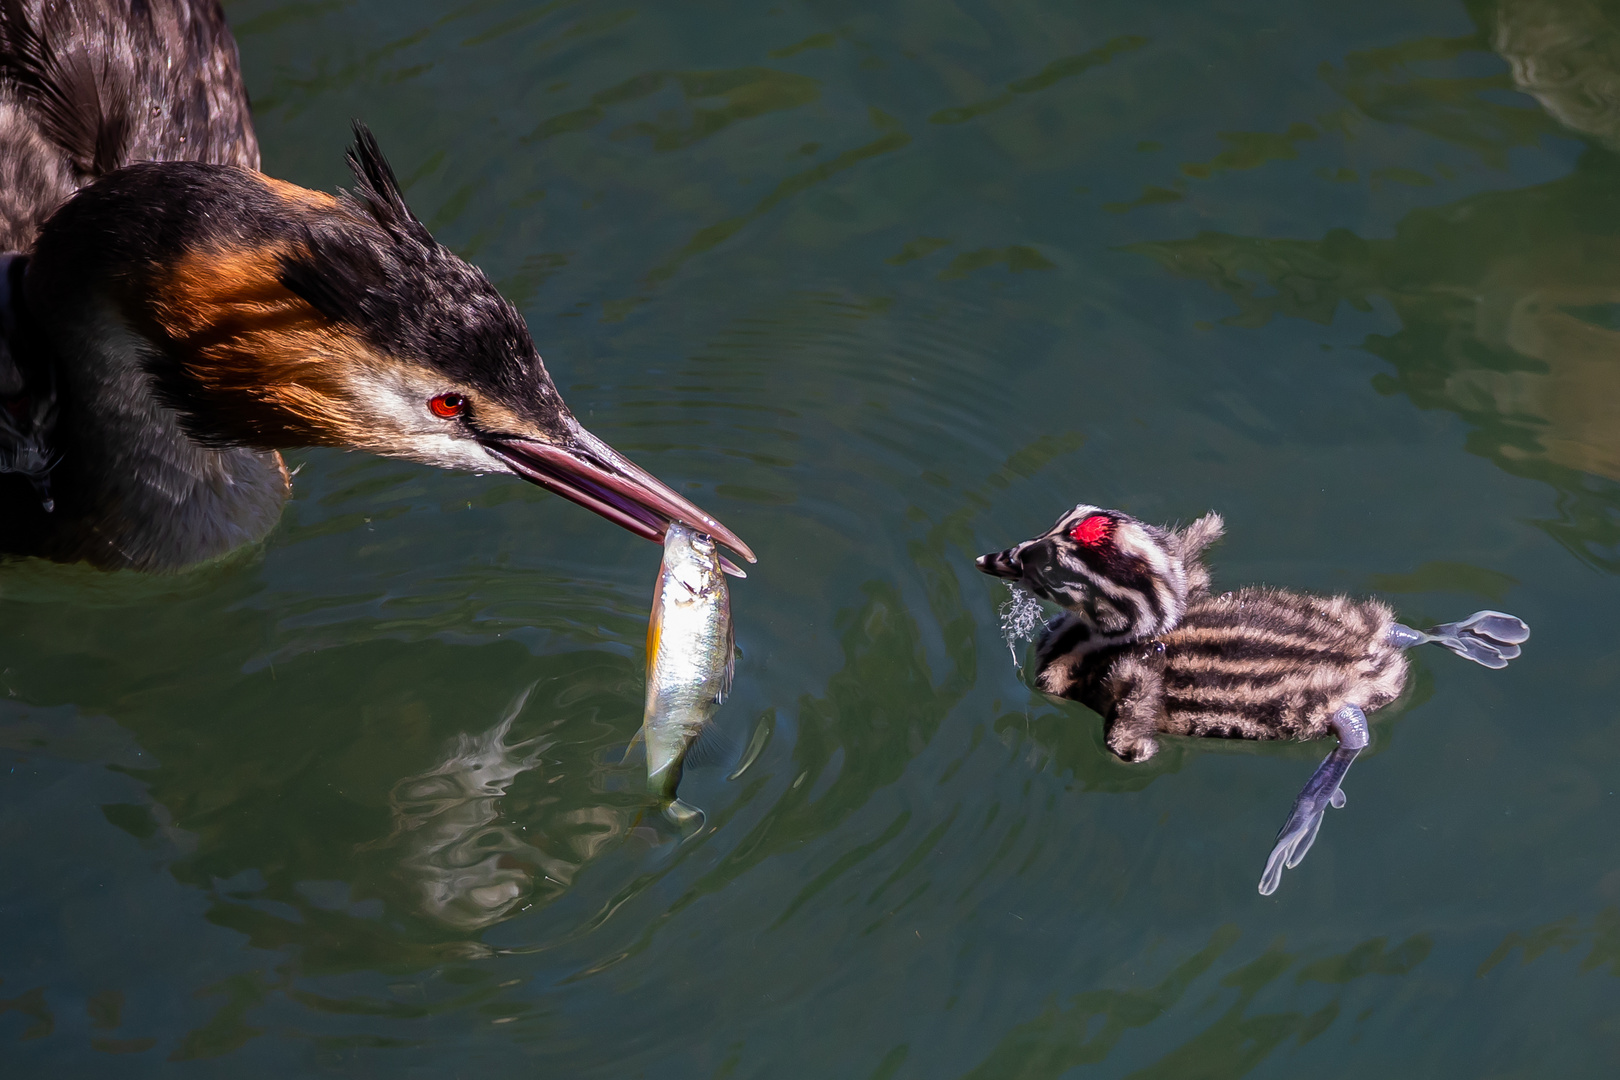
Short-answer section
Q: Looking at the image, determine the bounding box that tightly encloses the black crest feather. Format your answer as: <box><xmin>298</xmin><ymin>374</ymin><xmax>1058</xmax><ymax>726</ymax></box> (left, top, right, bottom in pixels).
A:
<box><xmin>344</xmin><ymin>121</ymin><xmax>433</xmax><ymax>246</ymax></box>
<box><xmin>274</xmin><ymin>123</ymin><xmax>545</xmax><ymax>405</ymax></box>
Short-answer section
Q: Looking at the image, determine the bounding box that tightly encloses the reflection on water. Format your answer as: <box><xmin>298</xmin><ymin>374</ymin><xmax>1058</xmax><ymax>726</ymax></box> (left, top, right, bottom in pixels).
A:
<box><xmin>368</xmin><ymin>685</ymin><xmax>601</xmax><ymax>931</ymax></box>
<box><xmin>1127</xmin><ymin>2</ymin><xmax>1620</xmax><ymax>570</ymax></box>
<box><xmin>1497</xmin><ymin>0</ymin><xmax>1620</xmax><ymax>151</ymax></box>
<box><xmin>1133</xmin><ymin>155</ymin><xmax>1620</xmax><ymax>567</ymax></box>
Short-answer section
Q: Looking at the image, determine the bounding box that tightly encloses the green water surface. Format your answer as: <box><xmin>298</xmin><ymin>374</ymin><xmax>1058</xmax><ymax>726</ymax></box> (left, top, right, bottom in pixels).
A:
<box><xmin>3</xmin><ymin>0</ymin><xmax>1618</xmax><ymax>1075</ymax></box>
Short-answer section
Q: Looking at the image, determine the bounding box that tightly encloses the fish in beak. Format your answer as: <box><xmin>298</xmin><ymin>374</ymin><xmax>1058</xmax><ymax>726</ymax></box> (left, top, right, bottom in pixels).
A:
<box><xmin>479</xmin><ymin>423</ymin><xmax>756</xmax><ymax>574</ymax></box>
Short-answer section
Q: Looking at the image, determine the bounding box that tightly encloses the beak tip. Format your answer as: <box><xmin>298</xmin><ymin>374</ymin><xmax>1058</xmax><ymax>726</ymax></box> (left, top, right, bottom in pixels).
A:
<box><xmin>694</xmin><ymin>519</ymin><xmax>756</xmax><ymax>565</ymax></box>
<box><xmin>976</xmin><ymin>550</ymin><xmax>1020</xmax><ymax>578</ymax></box>
<box><xmin>676</xmin><ymin>519</ymin><xmax>756</xmax><ymax>566</ymax></box>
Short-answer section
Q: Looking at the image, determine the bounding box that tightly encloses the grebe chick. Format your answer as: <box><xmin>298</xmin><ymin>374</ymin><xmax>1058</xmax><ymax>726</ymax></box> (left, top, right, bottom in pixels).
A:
<box><xmin>0</xmin><ymin>0</ymin><xmax>754</xmax><ymax>571</ymax></box>
<box><xmin>976</xmin><ymin>504</ymin><xmax>1529</xmax><ymax>895</ymax></box>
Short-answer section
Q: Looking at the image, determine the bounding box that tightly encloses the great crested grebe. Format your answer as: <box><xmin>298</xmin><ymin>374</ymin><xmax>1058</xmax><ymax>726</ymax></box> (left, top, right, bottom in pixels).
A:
<box><xmin>0</xmin><ymin>0</ymin><xmax>755</xmax><ymax>571</ymax></box>
<box><xmin>977</xmin><ymin>505</ymin><xmax>1529</xmax><ymax>895</ymax></box>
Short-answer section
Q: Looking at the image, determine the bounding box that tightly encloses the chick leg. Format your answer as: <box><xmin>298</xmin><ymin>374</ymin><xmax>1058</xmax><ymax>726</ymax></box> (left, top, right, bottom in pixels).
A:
<box><xmin>1387</xmin><ymin>611</ymin><xmax>1529</xmax><ymax>670</ymax></box>
<box><xmin>1258</xmin><ymin>704</ymin><xmax>1368</xmax><ymax>896</ymax></box>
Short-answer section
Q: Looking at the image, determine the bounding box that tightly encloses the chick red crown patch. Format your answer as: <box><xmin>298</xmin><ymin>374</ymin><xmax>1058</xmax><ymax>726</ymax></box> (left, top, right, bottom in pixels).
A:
<box><xmin>1070</xmin><ymin>514</ymin><xmax>1112</xmax><ymax>547</ymax></box>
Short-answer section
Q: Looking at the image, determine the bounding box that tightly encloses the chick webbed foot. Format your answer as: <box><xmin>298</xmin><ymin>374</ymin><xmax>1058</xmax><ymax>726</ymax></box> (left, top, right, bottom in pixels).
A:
<box><xmin>1258</xmin><ymin>704</ymin><xmax>1368</xmax><ymax>896</ymax></box>
<box><xmin>1387</xmin><ymin>611</ymin><xmax>1529</xmax><ymax>669</ymax></box>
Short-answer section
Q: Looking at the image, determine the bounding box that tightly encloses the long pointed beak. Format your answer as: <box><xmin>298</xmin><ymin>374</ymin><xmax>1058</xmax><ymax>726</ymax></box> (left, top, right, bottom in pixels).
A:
<box><xmin>479</xmin><ymin>425</ymin><xmax>757</xmax><ymax>566</ymax></box>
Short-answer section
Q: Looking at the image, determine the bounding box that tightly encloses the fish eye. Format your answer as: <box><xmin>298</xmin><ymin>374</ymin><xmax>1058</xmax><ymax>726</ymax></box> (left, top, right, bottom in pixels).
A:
<box><xmin>429</xmin><ymin>393</ymin><xmax>466</xmax><ymax>419</ymax></box>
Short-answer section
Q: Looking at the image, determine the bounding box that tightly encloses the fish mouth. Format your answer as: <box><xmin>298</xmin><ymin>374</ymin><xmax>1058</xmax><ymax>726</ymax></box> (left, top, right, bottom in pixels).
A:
<box><xmin>479</xmin><ymin>426</ymin><xmax>756</xmax><ymax>567</ymax></box>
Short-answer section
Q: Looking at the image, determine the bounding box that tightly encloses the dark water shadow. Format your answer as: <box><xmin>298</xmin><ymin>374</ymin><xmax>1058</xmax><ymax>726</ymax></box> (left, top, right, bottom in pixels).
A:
<box><xmin>1478</xmin><ymin>906</ymin><xmax>1620</xmax><ymax>978</ymax></box>
<box><xmin>957</xmin><ymin>926</ymin><xmax>1431</xmax><ymax>1079</ymax></box>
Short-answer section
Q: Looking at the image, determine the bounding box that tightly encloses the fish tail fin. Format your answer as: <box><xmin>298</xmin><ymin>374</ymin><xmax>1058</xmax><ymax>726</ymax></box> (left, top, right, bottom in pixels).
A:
<box><xmin>664</xmin><ymin>798</ymin><xmax>705</xmax><ymax>836</ymax></box>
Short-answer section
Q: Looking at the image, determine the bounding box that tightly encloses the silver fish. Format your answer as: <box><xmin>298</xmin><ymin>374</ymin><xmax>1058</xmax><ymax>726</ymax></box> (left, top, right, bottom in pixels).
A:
<box><xmin>641</xmin><ymin>523</ymin><xmax>734</xmax><ymax>828</ymax></box>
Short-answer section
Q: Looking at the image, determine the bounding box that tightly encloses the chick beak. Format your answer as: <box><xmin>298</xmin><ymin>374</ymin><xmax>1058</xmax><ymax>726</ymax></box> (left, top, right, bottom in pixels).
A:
<box><xmin>975</xmin><ymin>546</ymin><xmax>1024</xmax><ymax>579</ymax></box>
<box><xmin>479</xmin><ymin>424</ymin><xmax>756</xmax><ymax>570</ymax></box>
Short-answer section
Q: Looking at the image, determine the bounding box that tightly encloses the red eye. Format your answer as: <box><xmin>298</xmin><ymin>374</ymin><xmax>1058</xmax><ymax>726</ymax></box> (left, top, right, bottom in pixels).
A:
<box><xmin>1070</xmin><ymin>515</ymin><xmax>1113</xmax><ymax>547</ymax></box>
<box><xmin>429</xmin><ymin>393</ymin><xmax>465</xmax><ymax>419</ymax></box>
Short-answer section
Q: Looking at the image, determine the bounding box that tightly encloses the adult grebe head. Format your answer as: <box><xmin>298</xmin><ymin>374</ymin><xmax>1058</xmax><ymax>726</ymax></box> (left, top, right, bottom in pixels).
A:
<box><xmin>23</xmin><ymin>124</ymin><xmax>754</xmax><ymax>565</ymax></box>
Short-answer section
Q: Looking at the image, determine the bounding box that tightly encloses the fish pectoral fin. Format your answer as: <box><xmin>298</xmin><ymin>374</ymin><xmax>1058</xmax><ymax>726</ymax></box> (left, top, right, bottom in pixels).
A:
<box><xmin>683</xmin><ymin>721</ymin><xmax>739</xmax><ymax>770</ymax></box>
